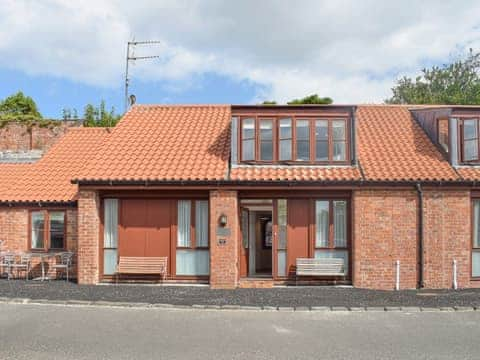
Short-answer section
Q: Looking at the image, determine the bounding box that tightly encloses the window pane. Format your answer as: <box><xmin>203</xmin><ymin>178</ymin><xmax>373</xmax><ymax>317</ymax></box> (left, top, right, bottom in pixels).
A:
<box><xmin>316</xmin><ymin>141</ymin><xmax>328</xmax><ymax>161</ymax></box>
<box><xmin>279</xmin><ymin>118</ymin><xmax>292</xmax><ymax>139</ymax></box>
<box><xmin>315</xmin><ymin>249</ymin><xmax>348</xmax><ymax>274</ymax></box>
<box><xmin>279</xmin><ymin>139</ymin><xmax>292</xmax><ymax>160</ymax></box>
<box><xmin>195</xmin><ymin>200</ymin><xmax>209</xmax><ymax>247</ymax></box>
<box><xmin>260</xmin><ymin>141</ymin><xmax>273</xmax><ymax>160</ymax></box>
<box><xmin>464</xmin><ymin>139</ymin><xmax>478</xmax><ymax>161</ymax></box>
<box><xmin>315</xmin><ymin>201</ymin><xmax>329</xmax><ymax>247</ymax></box>
<box><xmin>177</xmin><ymin>200</ymin><xmax>191</xmax><ymax>247</ymax></box>
<box><xmin>332</xmin><ymin>120</ymin><xmax>346</xmax><ymax>140</ymax></box>
<box><xmin>242</xmin><ymin>118</ymin><xmax>255</xmax><ymax>139</ymax></box>
<box><xmin>277</xmin><ymin>199</ymin><xmax>287</xmax><ymax>249</ymax></box>
<box><xmin>242</xmin><ymin>139</ymin><xmax>255</xmax><ymax>160</ymax></box>
<box><xmin>474</xmin><ymin>201</ymin><xmax>480</xmax><ymax>248</ymax></box>
<box><xmin>296</xmin><ymin>141</ymin><xmax>310</xmax><ymax>161</ymax></box>
<box><xmin>333</xmin><ymin>201</ymin><xmax>347</xmax><ymax>247</ymax></box>
<box><xmin>49</xmin><ymin>212</ymin><xmax>65</xmax><ymax>249</ymax></box>
<box><xmin>296</xmin><ymin>120</ymin><xmax>310</xmax><ymax>140</ymax></box>
<box><xmin>176</xmin><ymin>249</ymin><xmax>209</xmax><ymax>275</ymax></box>
<box><xmin>333</xmin><ymin>141</ymin><xmax>346</xmax><ymax>161</ymax></box>
<box><xmin>315</xmin><ymin>120</ymin><xmax>328</xmax><ymax>140</ymax></box>
<box><xmin>104</xmin><ymin>199</ymin><xmax>118</xmax><ymax>248</ymax></box>
<box><xmin>277</xmin><ymin>250</ymin><xmax>287</xmax><ymax>277</ymax></box>
<box><xmin>104</xmin><ymin>249</ymin><xmax>118</xmax><ymax>275</ymax></box>
<box><xmin>31</xmin><ymin>211</ymin><xmax>45</xmax><ymax>249</ymax></box>
<box><xmin>260</xmin><ymin>120</ymin><xmax>273</xmax><ymax>140</ymax></box>
<box><xmin>464</xmin><ymin>119</ymin><xmax>477</xmax><ymax>140</ymax></box>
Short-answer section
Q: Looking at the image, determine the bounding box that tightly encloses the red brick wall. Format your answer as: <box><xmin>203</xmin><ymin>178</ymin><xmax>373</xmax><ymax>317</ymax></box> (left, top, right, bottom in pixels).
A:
<box><xmin>0</xmin><ymin>207</ymin><xmax>77</xmax><ymax>278</ymax></box>
<box><xmin>77</xmin><ymin>190</ymin><xmax>100</xmax><ymax>284</ymax></box>
<box><xmin>423</xmin><ymin>190</ymin><xmax>472</xmax><ymax>289</ymax></box>
<box><xmin>209</xmin><ymin>190</ymin><xmax>239</xmax><ymax>289</ymax></box>
<box><xmin>353</xmin><ymin>189</ymin><xmax>419</xmax><ymax>290</ymax></box>
<box><xmin>0</xmin><ymin>122</ymin><xmax>77</xmax><ymax>151</ymax></box>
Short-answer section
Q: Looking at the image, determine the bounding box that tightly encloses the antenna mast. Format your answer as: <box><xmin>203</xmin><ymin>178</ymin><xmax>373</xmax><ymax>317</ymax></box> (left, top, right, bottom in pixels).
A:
<box><xmin>124</xmin><ymin>40</ymin><xmax>161</xmax><ymax>112</ymax></box>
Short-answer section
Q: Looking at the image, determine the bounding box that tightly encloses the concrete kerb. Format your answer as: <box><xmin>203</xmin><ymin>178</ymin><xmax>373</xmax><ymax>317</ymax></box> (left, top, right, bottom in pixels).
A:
<box><xmin>0</xmin><ymin>297</ymin><xmax>470</xmax><ymax>313</ymax></box>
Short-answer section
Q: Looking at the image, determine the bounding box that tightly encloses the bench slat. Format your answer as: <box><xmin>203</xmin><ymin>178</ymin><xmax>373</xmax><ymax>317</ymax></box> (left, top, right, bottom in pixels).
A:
<box><xmin>296</xmin><ymin>258</ymin><xmax>345</xmax><ymax>276</ymax></box>
<box><xmin>117</xmin><ymin>256</ymin><xmax>167</xmax><ymax>275</ymax></box>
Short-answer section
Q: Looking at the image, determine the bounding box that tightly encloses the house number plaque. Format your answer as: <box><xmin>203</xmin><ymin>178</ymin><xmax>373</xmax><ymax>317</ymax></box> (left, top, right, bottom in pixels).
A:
<box><xmin>216</xmin><ymin>227</ymin><xmax>231</xmax><ymax>237</ymax></box>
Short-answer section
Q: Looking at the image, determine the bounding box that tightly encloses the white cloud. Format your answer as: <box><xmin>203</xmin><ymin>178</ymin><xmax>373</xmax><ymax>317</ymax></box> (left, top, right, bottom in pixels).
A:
<box><xmin>1</xmin><ymin>0</ymin><xmax>480</xmax><ymax>103</ymax></box>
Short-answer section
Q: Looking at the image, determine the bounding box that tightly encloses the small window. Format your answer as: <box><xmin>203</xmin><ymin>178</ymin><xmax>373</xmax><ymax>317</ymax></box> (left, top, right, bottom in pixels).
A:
<box><xmin>473</xmin><ymin>200</ymin><xmax>480</xmax><ymax>277</ymax></box>
<box><xmin>438</xmin><ymin>118</ymin><xmax>449</xmax><ymax>153</ymax></box>
<box><xmin>332</xmin><ymin>120</ymin><xmax>346</xmax><ymax>161</ymax></box>
<box><xmin>279</xmin><ymin>118</ymin><xmax>292</xmax><ymax>161</ymax></box>
<box><xmin>462</xmin><ymin>119</ymin><xmax>479</xmax><ymax>161</ymax></box>
<box><xmin>315</xmin><ymin>120</ymin><xmax>328</xmax><ymax>161</ymax></box>
<box><xmin>30</xmin><ymin>211</ymin><xmax>65</xmax><ymax>251</ymax></box>
<box><xmin>241</xmin><ymin>118</ymin><xmax>255</xmax><ymax>161</ymax></box>
<box><xmin>296</xmin><ymin>120</ymin><xmax>310</xmax><ymax>161</ymax></box>
<box><xmin>259</xmin><ymin>119</ymin><xmax>274</xmax><ymax>161</ymax></box>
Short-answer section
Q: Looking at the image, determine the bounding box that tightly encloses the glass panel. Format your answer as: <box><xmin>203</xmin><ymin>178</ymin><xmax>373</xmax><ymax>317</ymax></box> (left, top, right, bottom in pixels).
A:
<box><xmin>474</xmin><ymin>201</ymin><xmax>480</xmax><ymax>248</ymax></box>
<box><xmin>260</xmin><ymin>141</ymin><xmax>273</xmax><ymax>161</ymax></box>
<box><xmin>315</xmin><ymin>249</ymin><xmax>348</xmax><ymax>274</ymax></box>
<box><xmin>464</xmin><ymin>139</ymin><xmax>478</xmax><ymax>161</ymax></box>
<box><xmin>104</xmin><ymin>249</ymin><xmax>118</xmax><ymax>275</ymax></box>
<box><xmin>49</xmin><ymin>211</ymin><xmax>65</xmax><ymax>249</ymax></box>
<box><xmin>277</xmin><ymin>199</ymin><xmax>287</xmax><ymax>249</ymax></box>
<box><xmin>473</xmin><ymin>252</ymin><xmax>480</xmax><ymax>277</ymax></box>
<box><xmin>315</xmin><ymin>201</ymin><xmax>329</xmax><ymax>247</ymax></box>
<box><xmin>279</xmin><ymin>139</ymin><xmax>292</xmax><ymax>160</ymax></box>
<box><xmin>316</xmin><ymin>141</ymin><xmax>328</xmax><ymax>161</ymax></box>
<box><xmin>242</xmin><ymin>139</ymin><xmax>255</xmax><ymax>161</ymax></box>
<box><xmin>333</xmin><ymin>201</ymin><xmax>347</xmax><ymax>247</ymax></box>
<box><xmin>464</xmin><ymin>119</ymin><xmax>477</xmax><ymax>140</ymax></box>
<box><xmin>195</xmin><ymin>200</ymin><xmax>209</xmax><ymax>247</ymax></box>
<box><xmin>104</xmin><ymin>199</ymin><xmax>118</xmax><ymax>248</ymax></box>
<box><xmin>315</xmin><ymin>120</ymin><xmax>328</xmax><ymax>140</ymax></box>
<box><xmin>279</xmin><ymin>118</ymin><xmax>292</xmax><ymax>139</ymax></box>
<box><xmin>277</xmin><ymin>250</ymin><xmax>286</xmax><ymax>277</ymax></box>
<box><xmin>260</xmin><ymin>120</ymin><xmax>273</xmax><ymax>140</ymax></box>
<box><xmin>296</xmin><ymin>120</ymin><xmax>310</xmax><ymax>140</ymax></box>
<box><xmin>296</xmin><ymin>141</ymin><xmax>310</xmax><ymax>161</ymax></box>
<box><xmin>176</xmin><ymin>249</ymin><xmax>210</xmax><ymax>275</ymax></box>
<box><xmin>242</xmin><ymin>118</ymin><xmax>255</xmax><ymax>139</ymax></box>
<box><xmin>241</xmin><ymin>209</ymin><xmax>249</xmax><ymax>249</ymax></box>
<box><xmin>332</xmin><ymin>120</ymin><xmax>346</xmax><ymax>140</ymax></box>
<box><xmin>177</xmin><ymin>200</ymin><xmax>191</xmax><ymax>247</ymax></box>
<box><xmin>31</xmin><ymin>211</ymin><xmax>45</xmax><ymax>249</ymax></box>
<box><xmin>333</xmin><ymin>141</ymin><xmax>346</xmax><ymax>161</ymax></box>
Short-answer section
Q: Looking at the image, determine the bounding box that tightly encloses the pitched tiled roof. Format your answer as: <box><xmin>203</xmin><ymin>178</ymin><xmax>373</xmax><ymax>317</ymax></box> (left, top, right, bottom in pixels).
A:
<box><xmin>230</xmin><ymin>166</ymin><xmax>361</xmax><ymax>182</ymax></box>
<box><xmin>0</xmin><ymin>128</ymin><xmax>107</xmax><ymax>203</ymax></box>
<box><xmin>356</xmin><ymin>105</ymin><xmax>460</xmax><ymax>182</ymax></box>
<box><xmin>456</xmin><ymin>168</ymin><xmax>480</xmax><ymax>181</ymax></box>
<box><xmin>75</xmin><ymin>105</ymin><xmax>231</xmax><ymax>182</ymax></box>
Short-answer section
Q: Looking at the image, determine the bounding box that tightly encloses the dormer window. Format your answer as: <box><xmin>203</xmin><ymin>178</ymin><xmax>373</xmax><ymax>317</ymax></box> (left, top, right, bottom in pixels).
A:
<box><xmin>238</xmin><ymin>116</ymin><xmax>350</xmax><ymax>164</ymax></box>
<box><xmin>460</xmin><ymin>118</ymin><xmax>480</xmax><ymax>162</ymax></box>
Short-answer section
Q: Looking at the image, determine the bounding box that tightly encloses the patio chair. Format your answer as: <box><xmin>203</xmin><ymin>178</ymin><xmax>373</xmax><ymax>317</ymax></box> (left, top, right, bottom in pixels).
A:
<box><xmin>52</xmin><ymin>252</ymin><xmax>74</xmax><ymax>282</ymax></box>
<box><xmin>10</xmin><ymin>253</ymin><xmax>31</xmax><ymax>280</ymax></box>
<box><xmin>1</xmin><ymin>253</ymin><xmax>15</xmax><ymax>280</ymax></box>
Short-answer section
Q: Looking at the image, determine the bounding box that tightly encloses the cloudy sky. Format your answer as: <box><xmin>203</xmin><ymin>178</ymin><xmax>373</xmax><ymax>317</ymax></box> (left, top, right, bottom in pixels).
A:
<box><xmin>1</xmin><ymin>0</ymin><xmax>480</xmax><ymax>118</ymax></box>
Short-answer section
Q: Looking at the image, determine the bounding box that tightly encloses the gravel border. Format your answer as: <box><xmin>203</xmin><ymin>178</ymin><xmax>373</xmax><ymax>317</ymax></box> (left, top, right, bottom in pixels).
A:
<box><xmin>2</xmin><ymin>280</ymin><xmax>480</xmax><ymax>311</ymax></box>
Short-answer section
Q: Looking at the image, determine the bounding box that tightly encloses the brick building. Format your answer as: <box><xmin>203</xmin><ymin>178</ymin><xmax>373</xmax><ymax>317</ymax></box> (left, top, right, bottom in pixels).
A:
<box><xmin>1</xmin><ymin>104</ymin><xmax>480</xmax><ymax>290</ymax></box>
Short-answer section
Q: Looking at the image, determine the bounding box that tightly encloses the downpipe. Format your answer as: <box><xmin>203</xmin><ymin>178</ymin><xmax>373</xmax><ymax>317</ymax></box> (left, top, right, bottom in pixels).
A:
<box><xmin>416</xmin><ymin>183</ymin><xmax>425</xmax><ymax>288</ymax></box>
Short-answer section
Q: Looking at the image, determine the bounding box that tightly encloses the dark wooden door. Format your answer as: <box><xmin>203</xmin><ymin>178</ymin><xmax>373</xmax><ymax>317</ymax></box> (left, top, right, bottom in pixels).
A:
<box><xmin>287</xmin><ymin>199</ymin><xmax>310</xmax><ymax>277</ymax></box>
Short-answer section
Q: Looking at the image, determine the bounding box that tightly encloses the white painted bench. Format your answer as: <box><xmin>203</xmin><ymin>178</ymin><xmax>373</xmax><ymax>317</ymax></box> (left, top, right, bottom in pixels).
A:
<box><xmin>296</xmin><ymin>258</ymin><xmax>345</xmax><ymax>282</ymax></box>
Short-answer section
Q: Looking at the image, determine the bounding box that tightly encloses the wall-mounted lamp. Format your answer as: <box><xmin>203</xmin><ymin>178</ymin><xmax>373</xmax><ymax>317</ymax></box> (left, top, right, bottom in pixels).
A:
<box><xmin>218</xmin><ymin>214</ymin><xmax>228</xmax><ymax>227</ymax></box>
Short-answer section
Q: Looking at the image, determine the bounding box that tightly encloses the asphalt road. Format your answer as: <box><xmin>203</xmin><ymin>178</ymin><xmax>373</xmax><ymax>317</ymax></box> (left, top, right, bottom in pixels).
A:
<box><xmin>1</xmin><ymin>304</ymin><xmax>479</xmax><ymax>360</ymax></box>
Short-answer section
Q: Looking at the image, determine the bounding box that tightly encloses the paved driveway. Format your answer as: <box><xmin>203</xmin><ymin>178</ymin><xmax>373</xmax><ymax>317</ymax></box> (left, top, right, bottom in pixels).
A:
<box><xmin>1</xmin><ymin>303</ymin><xmax>479</xmax><ymax>360</ymax></box>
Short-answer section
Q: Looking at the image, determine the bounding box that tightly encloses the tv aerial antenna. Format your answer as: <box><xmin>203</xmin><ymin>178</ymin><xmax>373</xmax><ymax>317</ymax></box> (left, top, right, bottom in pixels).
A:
<box><xmin>124</xmin><ymin>40</ymin><xmax>161</xmax><ymax>112</ymax></box>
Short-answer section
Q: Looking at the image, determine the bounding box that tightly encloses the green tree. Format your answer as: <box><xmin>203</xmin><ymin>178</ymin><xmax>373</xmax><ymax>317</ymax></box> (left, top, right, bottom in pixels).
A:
<box><xmin>83</xmin><ymin>100</ymin><xmax>121</xmax><ymax>127</ymax></box>
<box><xmin>386</xmin><ymin>49</ymin><xmax>480</xmax><ymax>104</ymax></box>
<box><xmin>0</xmin><ymin>91</ymin><xmax>42</xmax><ymax>118</ymax></box>
<box><xmin>261</xmin><ymin>100</ymin><xmax>277</xmax><ymax>105</ymax></box>
<box><xmin>287</xmin><ymin>94</ymin><xmax>333</xmax><ymax>105</ymax></box>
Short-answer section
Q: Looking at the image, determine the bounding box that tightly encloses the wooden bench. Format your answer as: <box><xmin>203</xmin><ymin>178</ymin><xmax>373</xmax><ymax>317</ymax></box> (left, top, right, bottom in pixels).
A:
<box><xmin>296</xmin><ymin>258</ymin><xmax>345</xmax><ymax>284</ymax></box>
<box><xmin>116</xmin><ymin>257</ymin><xmax>167</xmax><ymax>282</ymax></box>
